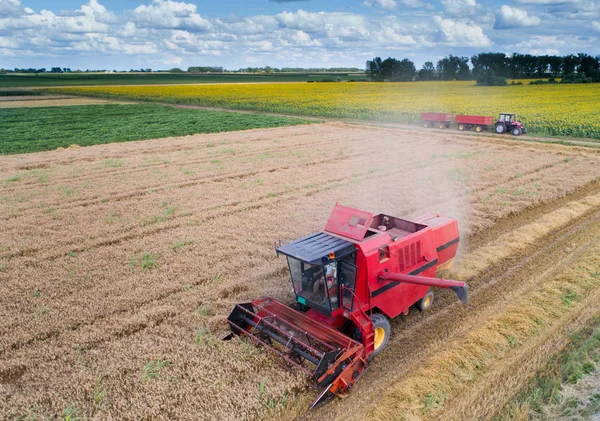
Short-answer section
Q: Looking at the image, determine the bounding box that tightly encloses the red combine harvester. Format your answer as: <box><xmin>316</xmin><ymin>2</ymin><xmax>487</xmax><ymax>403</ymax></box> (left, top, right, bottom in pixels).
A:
<box><xmin>225</xmin><ymin>204</ymin><xmax>468</xmax><ymax>408</ymax></box>
<box><xmin>420</xmin><ymin>112</ymin><xmax>453</xmax><ymax>129</ymax></box>
<box><xmin>456</xmin><ymin>114</ymin><xmax>494</xmax><ymax>132</ymax></box>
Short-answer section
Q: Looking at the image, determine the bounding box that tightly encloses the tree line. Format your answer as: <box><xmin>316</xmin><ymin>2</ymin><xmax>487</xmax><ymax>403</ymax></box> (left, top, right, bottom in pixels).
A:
<box><xmin>366</xmin><ymin>52</ymin><xmax>600</xmax><ymax>84</ymax></box>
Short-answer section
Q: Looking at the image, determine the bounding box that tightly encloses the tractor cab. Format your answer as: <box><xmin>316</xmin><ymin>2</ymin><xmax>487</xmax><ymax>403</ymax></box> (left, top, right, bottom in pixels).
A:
<box><xmin>498</xmin><ymin>113</ymin><xmax>516</xmax><ymax>124</ymax></box>
<box><xmin>495</xmin><ymin>112</ymin><xmax>527</xmax><ymax>136</ymax></box>
<box><xmin>277</xmin><ymin>232</ymin><xmax>357</xmax><ymax>316</ymax></box>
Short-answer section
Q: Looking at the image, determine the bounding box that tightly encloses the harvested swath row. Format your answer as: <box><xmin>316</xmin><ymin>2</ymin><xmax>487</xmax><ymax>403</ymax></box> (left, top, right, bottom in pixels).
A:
<box><xmin>1</xmin><ymin>128</ymin><xmax>353</xmax><ymax>192</ymax></box>
<box><xmin>0</xmin><ymin>140</ymin><xmax>495</xmax><ymax>264</ymax></box>
<box><xmin>368</xmin><ymin>214</ymin><xmax>600</xmax><ymax>421</ymax></box>
<box><xmin>0</xmin><ymin>127</ymin><xmax>459</xmax><ymax>227</ymax></box>
<box><xmin>309</xmin><ymin>182</ymin><xmax>600</xmax><ymax>421</ymax></box>
<box><xmin>1</xmin><ymin>132</ymin><xmax>586</xmax><ymax>264</ymax></box>
<box><xmin>1</xmin><ymin>155</ymin><xmax>483</xmax><ymax>353</ymax></box>
<box><xmin>2</xmin><ymin>123</ymin><xmax>600</xmax><ymax>420</ymax></box>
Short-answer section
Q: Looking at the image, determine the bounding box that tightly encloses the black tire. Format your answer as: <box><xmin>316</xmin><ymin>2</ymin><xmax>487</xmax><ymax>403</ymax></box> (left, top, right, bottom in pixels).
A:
<box><xmin>495</xmin><ymin>123</ymin><xmax>507</xmax><ymax>134</ymax></box>
<box><xmin>475</xmin><ymin>125</ymin><xmax>482</xmax><ymax>133</ymax></box>
<box><xmin>512</xmin><ymin>127</ymin><xmax>521</xmax><ymax>136</ymax></box>
<box><xmin>438</xmin><ymin>123</ymin><xmax>445</xmax><ymax>129</ymax></box>
<box><xmin>371</xmin><ymin>313</ymin><xmax>391</xmax><ymax>356</ymax></box>
<box><xmin>423</xmin><ymin>121</ymin><xmax>430</xmax><ymax>128</ymax></box>
<box><xmin>417</xmin><ymin>290</ymin><xmax>434</xmax><ymax>311</ymax></box>
<box><xmin>458</xmin><ymin>124</ymin><xmax>465</xmax><ymax>131</ymax></box>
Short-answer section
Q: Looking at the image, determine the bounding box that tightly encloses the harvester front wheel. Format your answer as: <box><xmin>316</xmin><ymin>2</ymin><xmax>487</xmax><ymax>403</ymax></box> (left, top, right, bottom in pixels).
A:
<box><xmin>417</xmin><ymin>290</ymin><xmax>434</xmax><ymax>311</ymax></box>
<box><xmin>371</xmin><ymin>314</ymin><xmax>391</xmax><ymax>356</ymax></box>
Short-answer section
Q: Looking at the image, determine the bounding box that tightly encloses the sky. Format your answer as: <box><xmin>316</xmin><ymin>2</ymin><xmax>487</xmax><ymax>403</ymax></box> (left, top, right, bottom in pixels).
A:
<box><xmin>0</xmin><ymin>0</ymin><xmax>599</xmax><ymax>70</ymax></box>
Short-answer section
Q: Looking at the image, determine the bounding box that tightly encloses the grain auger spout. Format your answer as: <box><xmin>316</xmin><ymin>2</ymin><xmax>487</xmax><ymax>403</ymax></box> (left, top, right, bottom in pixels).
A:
<box><xmin>377</xmin><ymin>272</ymin><xmax>468</xmax><ymax>304</ymax></box>
<box><xmin>225</xmin><ymin>204</ymin><xmax>467</xmax><ymax>408</ymax></box>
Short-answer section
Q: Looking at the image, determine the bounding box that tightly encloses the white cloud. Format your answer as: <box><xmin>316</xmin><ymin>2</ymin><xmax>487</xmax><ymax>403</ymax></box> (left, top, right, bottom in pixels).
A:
<box><xmin>514</xmin><ymin>0</ymin><xmax>577</xmax><ymax>4</ymax></box>
<box><xmin>0</xmin><ymin>0</ymin><xmax>22</xmax><ymax>17</ymax></box>
<box><xmin>0</xmin><ymin>0</ymin><xmax>598</xmax><ymax>69</ymax></box>
<box><xmin>440</xmin><ymin>0</ymin><xmax>479</xmax><ymax>16</ymax></box>
<box><xmin>365</xmin><ymin>0</ymin><xmax>427</xmax><ymax>10</ymax></box>
<box><xmin>364</xmin><ymin>0</ymin><xmax>398</xmax><ymax>10</ymax></box>
<box><xmin>132</xmin><ymin>0</ymin><xmax>212</xmax><ymax>32</ymax></box>
<box><xmin>495</xmin><ymin>5</ymin><xmax>541</xmax><ymax>29</ymax></box>
<box><xmin>434</xmin><ymin>16</ymin><xmax>491</xmax><ymax>46</ymax></box>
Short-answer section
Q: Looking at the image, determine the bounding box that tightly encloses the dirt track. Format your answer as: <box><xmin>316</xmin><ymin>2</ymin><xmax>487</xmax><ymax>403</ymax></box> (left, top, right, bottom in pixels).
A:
<box><xmin>2</xmin><ymin>123</ymin><xmax>600</xmax><ymax>420</ymax></box>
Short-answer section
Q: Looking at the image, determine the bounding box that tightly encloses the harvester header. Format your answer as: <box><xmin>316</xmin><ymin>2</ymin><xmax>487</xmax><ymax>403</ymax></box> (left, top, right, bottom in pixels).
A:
<box><xmin>225</xmin><ymin>204</ymin><xmax>468</xmax><ymax>408</ymax></box>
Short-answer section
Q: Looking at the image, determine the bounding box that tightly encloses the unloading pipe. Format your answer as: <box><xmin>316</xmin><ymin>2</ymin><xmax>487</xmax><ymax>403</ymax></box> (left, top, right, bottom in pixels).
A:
<box><xmin>378</xmin><ymin>272</ymin><xmax>469</xmax><ymax>304</ymax></box>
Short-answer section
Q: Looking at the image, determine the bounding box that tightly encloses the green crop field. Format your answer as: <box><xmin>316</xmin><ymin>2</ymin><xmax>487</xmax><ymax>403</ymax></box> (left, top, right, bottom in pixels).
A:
<box><xmin>0</xmin><ymin>104</ymin><xmax>313</xmax><ymax>155</ymax></box>
<box><xmin>0</xmin><ymin>72</ymin><xmax>367</xmax><ymax>88</ymax></box>
<box><xmin>52</xmin><ymin>81</ymin><xmax>600</xmax><ymax>140</ymax></box>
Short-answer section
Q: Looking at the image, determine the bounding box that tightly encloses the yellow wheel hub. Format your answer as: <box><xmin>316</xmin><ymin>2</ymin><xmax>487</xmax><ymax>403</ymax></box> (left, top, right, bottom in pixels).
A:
<box><xmin>374</xmin><ymin>326</ymin><xmax>386</xmax><ymax>350</ymax></box>
<box><xmin>423</xmin><ymin>295</ymin><xmax>432</xmax><ymax>308</ymax></box>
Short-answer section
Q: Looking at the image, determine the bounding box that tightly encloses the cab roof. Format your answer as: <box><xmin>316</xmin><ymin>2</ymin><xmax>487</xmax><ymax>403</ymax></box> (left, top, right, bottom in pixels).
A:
<box><xmin>276</xmin><ymin>232</ymin><xmax>355</xmax><ymax>266</ymax></box>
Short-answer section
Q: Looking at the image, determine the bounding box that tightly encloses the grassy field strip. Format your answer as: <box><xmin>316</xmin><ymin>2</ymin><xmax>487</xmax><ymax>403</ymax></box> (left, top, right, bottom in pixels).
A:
<box><xmin>0</xmin><ymin>73</ymin><xmax>367</xmax><ymax>88</ymax></box>
<box><xmin>0</xmin><ymin>97</ymin><xmax>129</xmax><ymax>108</ymax></box>
<box><xmin>497</xmin><ymin>320</ymin><xmax>600</xmax><ymax>420</ymax></box>
<box><xmin>0</xmin><ymin>104</ymin><xmax>313</xmax><ymax>155</ymax></box>
<box><xmin>369</xmin><ymin>223</ymin><xmax>600</xmax><ymax>420</ymax></box>
<box><xmin>49</xmin><ymin>82</ymin><xmax>600</xmax><ymax>139</ymax></box>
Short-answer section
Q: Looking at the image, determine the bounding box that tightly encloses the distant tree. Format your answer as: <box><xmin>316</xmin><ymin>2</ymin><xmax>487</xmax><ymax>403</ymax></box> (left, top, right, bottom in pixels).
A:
<box><xmin>436</xmin><ymin>55</ymin><xmax>471</xmax><ymax>80</ymax></box>
<box><xmin>562</xmin><ymin>54</ymin><xmax>580</xmax><ymax>75</ymax></box>
<box><xmin>577</xmin><ymin>53</ymin><xmax>599</xmax><ymax>75</ymax></box>
<box><xmin>366</xmin><ymin>57</ymin><xmax>415</xmax><ymax>81</ymax></box>
<box><xmin>188</xmin><ymin>66</ymin><xmax>224</xmax><ymax>73</ymax></box>
<box><xmin>547</xmin><ymin>55</ymin><xmax>562</xmax><ymax>77</ymax></box>
<box><xmin>381</xmin><ymin>58</ymin><xmax>415</xmax><ymax>81</ymax></box>
<box><xmin>417</xmin><ymin>61</ymin><xmax>436</xmax><ymax>81</ymax></box>
<box><xmin>50</xmin><ymin>67</ymin><xmax>63</xmax><ymax>73</ymax></box>
<box><xmin>534</xmin><ymin>56</ymin><xmax>550</xmax><ymax>77</ymax></box>
<box><xmin>366</xmin><ymin>57</ymin><xmax>384</xmax><ymax>81</ymax></box>
<box><xmin>471</xmin><ymin>53</ymin><xmax>509</xmax><ymax>78</ymax></box>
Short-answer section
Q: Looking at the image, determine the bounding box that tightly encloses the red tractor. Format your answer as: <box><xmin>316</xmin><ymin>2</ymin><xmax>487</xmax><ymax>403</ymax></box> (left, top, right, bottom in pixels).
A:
<box><xmin>225</xmin><ymin>204</ymin><xmax>468</xmax><ymax>408</ymax></box>
<box><xmin>495</xmin><ymin>112</ymin><xmax>527</xmax><ymax>136</ymax></box>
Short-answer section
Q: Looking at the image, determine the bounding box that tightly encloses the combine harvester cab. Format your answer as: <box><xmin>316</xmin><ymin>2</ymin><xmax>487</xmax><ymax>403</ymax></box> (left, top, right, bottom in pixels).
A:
<box><xmin>225</xmin><ymin>204</ymin><xmax>468</xmax><ymax>408</ymax></box>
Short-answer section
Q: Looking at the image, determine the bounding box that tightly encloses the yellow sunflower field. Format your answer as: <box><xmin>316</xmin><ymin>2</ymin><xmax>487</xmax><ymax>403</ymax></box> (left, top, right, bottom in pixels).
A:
<box><xmin>52</xmin><ymin>81</ymin><xmax>600</xmax><ymax>139</ymax></box>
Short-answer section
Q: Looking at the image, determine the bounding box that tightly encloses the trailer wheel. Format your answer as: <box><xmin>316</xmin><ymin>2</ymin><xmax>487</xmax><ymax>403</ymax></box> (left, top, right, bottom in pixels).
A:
<box><xmin>475</xmin><ymin>125</ymin><xmax>482</xmax><ymax>133</ymax></box>
<box><xmin>423</xmin><ymin>121</ymin><xmax>430</xmax><ymax>128</ymax></box>
<box><xmin>438</xmin><ymin>123</ymin><xmax>445</xmax><ymax>129</ymax></box>
<box><xmin>458</xmin><ymin>124</ymin><xmax>465</xmax><ymax>131</ymax></box>
<box><xmin>512</xmin><ymin>127</ymin><xmax>521</xmax><ymax>136</ymax></box>
<box><xmin>371</xmin><ymin>314</ymin><xmax>391</xmax><ymax>356</ymax></box>
<box><xmin>417</xmin><ymin>291</ymin><xmax>434</xmax><ymax>311</ymax></box>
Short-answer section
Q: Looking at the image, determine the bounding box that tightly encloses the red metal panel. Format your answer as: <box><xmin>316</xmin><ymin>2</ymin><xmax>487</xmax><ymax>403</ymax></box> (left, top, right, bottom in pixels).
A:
<box><xmin>455</xmin><ymin>115</ymin><xmax>493</xmax><ymax>125</ymax></box>
<box><xmin>420</xmin><ymin>112</ymin><xmax>453</xmax><ymax>122</ymax></box>
<box><xmin>324</xmin><ymin>203</ymin><xmax>374</xmax><ymax>241</ymax></box>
